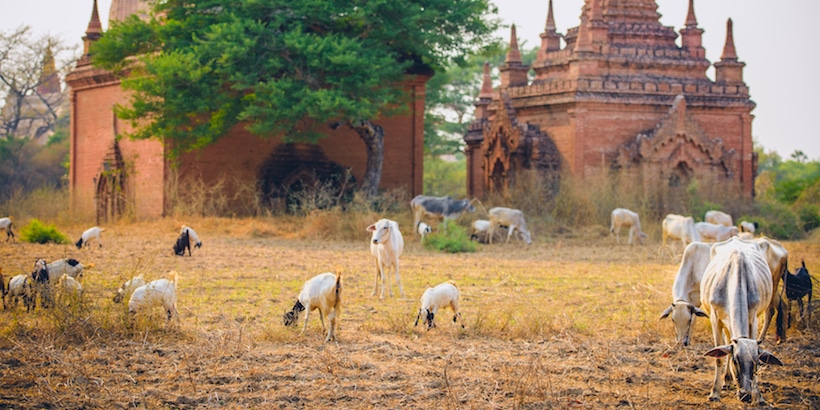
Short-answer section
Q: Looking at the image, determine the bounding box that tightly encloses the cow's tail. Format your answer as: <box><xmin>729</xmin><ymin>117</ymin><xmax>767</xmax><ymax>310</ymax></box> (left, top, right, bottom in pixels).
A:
<box><xmin>334</xmin><ymin>272</ymin><xmax>342</xmax><ymax>309</ymax></box>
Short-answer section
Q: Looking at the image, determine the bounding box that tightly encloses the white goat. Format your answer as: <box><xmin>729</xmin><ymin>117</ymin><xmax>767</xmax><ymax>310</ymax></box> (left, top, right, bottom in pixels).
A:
<box><xmin>367</xmin><ymin>218</ymin><xmax>405</xmax><ymax>299</ymax></box>
<box><xmin>283</xmin><ymin>272</ymin><xmax>342</xmax><ymax>342</ymax></box>
<box><xmin>76</xmin><ymin>226</ymin><xmax>104</xmax><ymax>249</ymax></box>
<box><xmin>57</xmin><ymin>274</ymin><xmax>83</xmax><ymax>297</ymax></box>
<box><xmin>180</xmin><ymin>225</ymin><xmax>202</xmax><ymax>248</ymax></box>
<box><xmin>414</xmin><ymin>281</ymin><xmax>463</xmax><ymax>330</ymax></box>
<box><xmin>739</xmin><ymin>221</ymin><xmax>758</xmax><ymax>234</ymax></box>
<box><xmin>114</xmin><ymin>274</ymin><xmax>147</xmax><ymax>304</ymax></box>
<box><xmin>417</xmin><ymin>222</ymin><xmax>432</xmax><ymax>240</ymax></box>
<box><xmin>0</xmin><ymin>216</ymin><xmax>15</xmax><ymax>242</ymax></box>
<box><xmin>46</xmin><ymin>258</ymin><xmax>87</xmax><ymax>282</ymax></box>
<box><xmin>128</xmin><ymin>271</ymin><xmax>180</xmax><ymax>323</ymax></box>
<box><xmin>7</xmin><ymin>274</ymin><xmax>35</xmax><ymax>311</ymax></box>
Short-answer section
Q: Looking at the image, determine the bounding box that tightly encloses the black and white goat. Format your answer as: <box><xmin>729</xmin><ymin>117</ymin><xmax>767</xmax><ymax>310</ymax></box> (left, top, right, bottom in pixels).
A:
<box><xmin>782</xmin><ymin>260</ymin><xmax>813</xmax><ymax>330</ymax></box>
<box><xmin>283</xmin><ymin>272</ymin><xmax>342</xmax><ymax>342</ymax></box>
<box><xmin>180</xmin><ymin>225</ymin><xmax>202</xmax><ymax>249</ymax></box>
<box><xmin>76</xmin><ymin>226</ymin><xmax>104</xmax><ymax>249</ymax></box>
<box><xmin>31</xmin><ymin>258</ymin><xmax>52</xmax><ymax>309</ymax></box>
<box><xmin>414</xmin><ymin>281</ymin><xmax>463</xmax><ymax>330</ymax></box>
<box><xmin>173</xmin><ymin>229</ymin><xmax>191</xmax><ymax>256</ymax></box>
<box><xmin>0</xmin><ymin>268</ymin><xmax>7</xmax><ymax>309</ymax></box>
<box><xmin>7</xmin><ymin>274</ymin><xmax>35</xmax><ymax>311</ymax></box>
<box><xmin>0</xmin><ymin>217</ymin><xmax>15</xmax><ymax>242</ymax></box>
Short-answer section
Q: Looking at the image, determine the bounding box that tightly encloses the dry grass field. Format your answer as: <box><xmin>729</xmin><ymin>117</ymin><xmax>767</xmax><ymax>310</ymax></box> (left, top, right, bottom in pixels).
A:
<box><xmin>1</xmin><ymin>217</ymin><xmax>818</xmax><ymax>409</ymax></box>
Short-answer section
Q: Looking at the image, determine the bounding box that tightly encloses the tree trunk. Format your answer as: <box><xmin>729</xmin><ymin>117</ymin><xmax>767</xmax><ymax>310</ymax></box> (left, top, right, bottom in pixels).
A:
<box><xmin>349</xmin><ymin>119</ymin><xmax>384</xmax><ymax>198</ymax></box>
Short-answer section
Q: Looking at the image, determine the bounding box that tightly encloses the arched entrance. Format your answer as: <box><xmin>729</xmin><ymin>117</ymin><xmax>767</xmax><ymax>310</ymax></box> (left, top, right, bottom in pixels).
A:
<box><xmin>94</xmin><ymin>142</ymin><xmax>126</xmax><ymax>224</ymax></box>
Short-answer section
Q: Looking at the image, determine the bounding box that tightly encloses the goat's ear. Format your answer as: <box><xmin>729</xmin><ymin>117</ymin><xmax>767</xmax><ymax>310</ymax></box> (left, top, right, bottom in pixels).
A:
<box><xmin>659</xmin><ymin>305</ymin><xmax>673</xmax><ymax>320</ymax></box>
<box><xmin>802</xmin><ymin>260</ymin><xmax>806</xmax><ymax>269</ymax></box>
<box><xmin>366</xmin><ymin>224</ymin><xmax>376</xmax><ymax>232</ymax></box>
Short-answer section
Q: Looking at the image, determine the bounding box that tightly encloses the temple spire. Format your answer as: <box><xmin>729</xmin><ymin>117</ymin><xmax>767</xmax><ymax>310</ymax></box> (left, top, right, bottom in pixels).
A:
<box><xmin>79</xmin><ymin>0</ymin><xmax>103</xmax><ymax>66</ymax></box>
<box><xmin>479</xmin><ymin>62</ymin><xmax>494</xmax><ymax>100</ymax></box>
<box><xmin>505</xmin><ymin>24</ymin><xmax>522</xmax><ymax>64</ymax></box>
<box><xmin>720</xmin><ymin>18</ymin><xmax>738</xmax><ymax>60</ymax></box>
<box><xmin>86</xmin><ymin>0</ymin><xmax>102</xmax><ymax>38</ymax></box>
<box><xmin>545</xmin><ymin>0</ymin><xmax>556</xmax><ymax>32</ymax></box>
<box><xmin>685</xmin><ymin>0</ymin><xmax>698</xmax><ymax>28</ymax></box>
<box><xmin>37</xmin><ymin>46</ymin><xmax>61</xmax><ymax>95</ymax></box>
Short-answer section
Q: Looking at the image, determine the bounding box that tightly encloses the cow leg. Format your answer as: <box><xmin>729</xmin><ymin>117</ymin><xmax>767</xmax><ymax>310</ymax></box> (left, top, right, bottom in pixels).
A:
<box><xmin>318</xmin><ymin>309</ymin><xmax>326</xmax><ymax>332</ymax></box>
<box><xmin>372</xmin><ymin>260</ymin><xmax>381</xmax><ymax>297</ymax></box>
<box><xmin>756</xmin><ymin>300</ymin><xmax>775</xmax><ymax>343</ymax></box>
<box><xmin>393</xmin><ymin>264</ymin><xmax>404</xmax><ymax>298</ymax></box>
<box><xmin>505</xmin><ymin>225</ymin><xmax>515</xmax><ymax>243</ymax></box>
<box><xmin>627</xmin><ymin>228</ymin><xmax>634</xmax><ymax>245</ymax></box>
<box><xmin>708</xmin><ymin>315</ymin><xmax>726</xmax><ymax>401</ymax></box>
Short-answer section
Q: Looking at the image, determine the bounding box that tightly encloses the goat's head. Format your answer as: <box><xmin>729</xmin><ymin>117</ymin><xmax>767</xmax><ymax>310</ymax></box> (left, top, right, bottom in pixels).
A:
<box><xmin>31</xmin><ymin>259</ymin><xmax>48</xmax><ymax>284</ymax></box>
<box><xmin>660</xmin><ymin>301</ymin><xmax>707</xmax><ymax>346</ymax></box>
<box><xmin>283</xmin><ymin>300</ymin><xmax>305</xmax><ymax>326</ymax></box>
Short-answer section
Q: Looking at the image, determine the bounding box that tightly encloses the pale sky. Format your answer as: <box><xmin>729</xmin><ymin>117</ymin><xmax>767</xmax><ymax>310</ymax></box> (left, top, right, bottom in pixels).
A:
<box><xmin>1</xmin><ymin>0</ymin><xmax>818</xmax><ymax>159</ymax></box>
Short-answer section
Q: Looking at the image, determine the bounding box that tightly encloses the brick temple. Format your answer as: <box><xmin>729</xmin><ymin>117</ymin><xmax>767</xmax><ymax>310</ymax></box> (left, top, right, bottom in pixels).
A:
<box><xmin>465</xmin><ymin>0</ymin><xmax>756</xmax><ymax>210</ymax></box>
<box><xmin>66</xmin><ymin>0</ymin><xmax>427</xmax><ymax>221</ymax></box>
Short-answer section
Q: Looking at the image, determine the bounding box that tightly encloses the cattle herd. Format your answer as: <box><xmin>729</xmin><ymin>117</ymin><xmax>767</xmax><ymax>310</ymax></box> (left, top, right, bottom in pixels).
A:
<box><xmin>0</xmin><ymin>199</ymin><xmax>816</xmax><ymax>405</ymax></box>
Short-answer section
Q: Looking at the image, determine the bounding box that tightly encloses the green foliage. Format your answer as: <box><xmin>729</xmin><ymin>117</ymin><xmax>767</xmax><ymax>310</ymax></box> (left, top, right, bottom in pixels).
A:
<box><xmin>798</xmin><ymin>204</ymin><xmax>820</xmax><ymax>233</ymax></box>
<box><xmin>0</xmin><ymin>127</ymin><xmax>69</xmax><ymax>203</ymax></box>
<box><xmin>755</xmin><ymin>202</ymin><xmax>801</xmax><ymax>240</ymax></box>
<box><xmin>422</xmin><ymin>220</ymin><xmax>476</xmax><ymax>253</ymax></box>
<box><xmin>92</xmin><ymin>0</ymin><xmax>500</xmax><ymax>156</ymax></box>
<box><xmin>20</xmin><ymin>218</ymin><xmax>69</xmax><ymax>244</ymax></box>
<box><xmin>423</xmin><ymin>154</ymin><xmax>466</xmax><ymax>197</ymax></box>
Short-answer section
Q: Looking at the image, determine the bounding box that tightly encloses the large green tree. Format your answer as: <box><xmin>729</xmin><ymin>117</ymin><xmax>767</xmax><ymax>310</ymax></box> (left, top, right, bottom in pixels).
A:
<box><xmin>93</xmin><ymin>0</ymin><xmax>499</xmax><ymax>197</ymax></box>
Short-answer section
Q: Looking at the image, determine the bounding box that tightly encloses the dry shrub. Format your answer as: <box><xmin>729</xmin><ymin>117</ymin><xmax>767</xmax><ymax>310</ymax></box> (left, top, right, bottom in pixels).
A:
<box><xmin>0</xmin><ymin>186</ymin><xmax>70</xmax><ymax>225</ymax></box>
<box><xmin>166</xmin><ymin>167</ymin><xmax>267</xmax><ymax>218</ymax></box>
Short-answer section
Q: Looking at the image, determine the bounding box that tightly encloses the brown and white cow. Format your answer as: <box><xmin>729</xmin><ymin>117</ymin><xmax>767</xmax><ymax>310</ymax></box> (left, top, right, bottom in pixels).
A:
<box><xmin>659</xmin><ymin>242</ymin><xmax>711</xmax><ymax>346</ymax></box>
<box><xmin>610</xmin><ymin>208</ymin><xmax>647</xmax><ymax>245</ymax></box>
<box><xmin>700</xmin><ymin>237</ymin><xmax>783</xmax><ymax>404</ymax></box>
<box><xmin>410</xmin><ymin>195</ymin><xmax>475</xmax><ymax>239</ymax></box>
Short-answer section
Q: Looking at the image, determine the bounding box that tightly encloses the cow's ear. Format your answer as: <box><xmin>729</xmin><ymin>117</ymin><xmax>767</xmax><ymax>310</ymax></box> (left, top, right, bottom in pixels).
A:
<box><xmin>366</xmin><ymin>224</ymin><xmax>376</xmax><ymax>232</ymax></box>
<box><xmin>759</xmin><ymin>350</ymin><xmax>783</xmax><ymax>366</ymax></box>
<box><xmin>692</xmin><ymin>306</ymin><xmax>708</xmax><ymax>317</ymax></box>
<box><xmin>704</xmin><ymin>345</ymin><xmax>733</xmax><ymax>358</ymax></box>
<box><xmin>659</xmin><ymin>305</ymin><xmax>673</xmax><ymax>320</ymax></box>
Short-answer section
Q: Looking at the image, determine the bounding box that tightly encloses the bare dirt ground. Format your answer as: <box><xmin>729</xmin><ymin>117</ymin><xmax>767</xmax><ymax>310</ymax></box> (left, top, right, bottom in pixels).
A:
<box><xmin>1</xmin><ymin>218</ymin><xmax>818</xmax><ymax>409</ymax></box>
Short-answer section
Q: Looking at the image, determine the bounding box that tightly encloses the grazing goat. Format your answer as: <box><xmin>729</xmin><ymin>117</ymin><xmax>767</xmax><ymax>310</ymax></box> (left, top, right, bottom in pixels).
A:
<box><xmin>610</xmin><ymin>208</ymin><xmax>647</xmax><ymax>245</ymax></box>
<box><xmin>128</xmin><ymin>271</ymin><xmax>180</xmax><ymax>323</ymax></box>
<box><xmin>76</xmin><ymin>226</ymin><xmax>104</xmax><ymax>249</ymax></box>
<box><xmin>659</xmin><ymin>242</ymin><xmax>710</xmax><ymax>346</ymax></box>
<box><xmin>173</xmin><ymin>230</ymin><xmax>191</xmax><ymax>256</ymax></box>
<box><xmin>417</xmin><ymin>222</ymin><xmax>432</xmax><ymax>240</ymax></box>
<box><xmin>782</xmin><ymin>260</ymin><xmax>812</xmax><ymax>330</ymax></box>
<box><xmin>701</xmin><ymin>237</ymin><xmax>782</xmax><ymax>404</ymax></box>
<box><xmin>46</xmin><ymin>258</ymin><xmax>87</xmax><ymax>282</ymax></box>
<box><xmin>739</xmin><ymin>220</ymin><xmax>758</xmax><ymax>234</ymax></box>
<box><xmin>367</xmin><ymin>218</ymin><xmax>405</xmax><ymax>299</ymax></box>
<box><xmin>414</xmin><ymin>281</ymin><xmax>463</xmax><ymax>330</ymax></box>
<box><xmin>31</xmin><ymin>258</ymin><xmax>52</xmax><ymax>309</ymax></box>
<box><xmin>704</xmin><ymin>210</ymin><xmax>733</xmax><ymax>227</ymax></box>
<box><xmin>283</xmin><ymin>272</ymin><xmax>342</xmax><ymax>342</ymax></box>
<box><xmin>695</xmin><ymin>222</ymin><xmax>739</xmax><ymax>242</ymax></box>
<box><xmin>57</xmin><ymin>274</ymin><xmax>83</xmax><ymax>298</ymax></box>
<box><xmin>8</xmin><ymin>274</ymin><xmax>35</xmax><ymax>311</ymax></box>
<box><xmin>470</xmin><ymin>219</ymin><xmax>506</xmax><ymax>244</ymax></box>
<box><xmin>488</xmin><ymin>207</ymin><xmax>532</xmax><ymax>245</ymax></box>
<box><xmin>0</xmin><ymin>217</ymin><xmax>15</xmax><ymax>242</ymax></box>
<box><xmin>180</xmin><ymin>225</ymin><xmax>202</xmax><ymax>248</ymax></box>
<box><xmin>114</xmin><ymin>274</ymin><xmax>147</xmax><ymax>304</ymax></box>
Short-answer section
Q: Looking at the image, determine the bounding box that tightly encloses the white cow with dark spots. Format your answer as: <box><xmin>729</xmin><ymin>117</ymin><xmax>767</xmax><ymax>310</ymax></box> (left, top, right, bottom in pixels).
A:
<box><xmin>410</xmin><ymin>195</ymin><xmax>475</xmax><ymax>239</ymax></box>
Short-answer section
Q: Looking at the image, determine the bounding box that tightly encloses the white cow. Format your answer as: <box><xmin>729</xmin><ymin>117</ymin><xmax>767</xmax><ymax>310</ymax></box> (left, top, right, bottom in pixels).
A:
<box><xmin>662</xmin><ymin>214</ymin><xmax>700</xmax><ymax>248</ymax></box>
<box><xmin>609</xmin><ymin>208</ymin><xmax>647</xmax><ymax>245</ymax></box>
<box><xmin>752</xmin><ymin>236</ymin><xmax>789</xmax><ymax>343</ymax></box>
<box><xmin>695</xmin><ymin>222</ymin><xmax>739</xmax><ymax>242</ymax></box>
<box><xmin>367</xmin><ymin>219</ymin><xmax>404</xmax><ymax>299</ymax></box>
<box><xmin>701</xmin><ymin>237</ymin><xmax>782</xmax><ymax>403</ymax></box>
<box><xmin>659</xmin><ymin>242</ymin><xmax>711</xmax><ymax>346</ymax></box>
<box><xmin>705</xmin><ymin>210</ymin><xmax>733</xmax><ymax>227</ymax></box>
<box><xmin>488</xmin><ymin>207</ymin><xmax>532</xmax><ymax>245</ymax></box>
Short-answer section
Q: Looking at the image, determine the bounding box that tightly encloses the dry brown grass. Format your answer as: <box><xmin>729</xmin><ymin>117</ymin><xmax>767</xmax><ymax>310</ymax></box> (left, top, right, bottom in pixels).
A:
<box><xmin>1</xmin><ymin>218</ymin><xmax>818</xmax><ymax>409</ymax></box>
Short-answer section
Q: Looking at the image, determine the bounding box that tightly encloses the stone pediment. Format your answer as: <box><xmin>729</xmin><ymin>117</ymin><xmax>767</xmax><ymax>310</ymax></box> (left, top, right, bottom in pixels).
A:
<box><xmin>615</xmin><ymin>95</ymin><xmax>735</xmax><ymax>175</ymax></box>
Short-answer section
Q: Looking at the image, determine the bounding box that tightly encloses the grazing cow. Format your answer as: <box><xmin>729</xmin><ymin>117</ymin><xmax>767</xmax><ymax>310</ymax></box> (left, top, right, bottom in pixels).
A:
<box><xmin>695</xmin><ymin>222</ymin><xmax>739</xmax><ymax>242</ymax></box>
<box><xmin>751</xmin><ymin>237</ymin><xmax>789</xmax><ymax>343</ymax></box>
<box><xmin>367</xmin><ymin>219</ymin><xmax>404</xmax><ymax>299</ymax></box>
<box><xmin>662</xmin><ymin>214</ymin><xmax>700</xmax><ymax>248</ymax></box>
<box><xmin>610</xmin><ymin>208</ymin><xmax>647</xmax><ymax>245</ymax></box>
<box><xmin>173</xmin><ymin>230</ymin><xmax>191</xmax><ymax>256</ymax></box>
<box><xmin>700</xmin><ymin>237</ymin><xmax>783</xmax><ymax>404</ymax></box>
<box><xmin>739</xmin><ymin>220</ymin><xmax>758</xmax><ymax>234</ymax></box>
<box><xmin>659</xmin><ymin>242</ymin><xmax>711</xmax><ymax>346</ymax></box>
<box><xmin>705</xmin><ymin>210</ymin><xmax>733</xmax><ymax>227</ymax></box>
<box><xmin>488</xmin><ymin>207</ymin><xmax>532</xmax><ymax>245</ymax></box>
<box><xmin>470</xmin><ymin>219</ymin><xmax>506</xmax><ymax>244</ymax></box>
<box><xmin>0</xmin><ymin>217</ymin><xmax>15</xmax><ymax>242</ymax></box>
<box><xmin>410</xmin><ymin>195</ymin><xmax>475</xmax><ymax>238</ymax></box>
<box><xmin>781</xmin><ymin>260</ymin><xmax>812</xmax><ymax>331</ymax></box>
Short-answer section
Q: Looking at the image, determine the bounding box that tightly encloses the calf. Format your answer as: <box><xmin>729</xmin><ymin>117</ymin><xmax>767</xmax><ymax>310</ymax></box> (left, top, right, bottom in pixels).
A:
<box><xmin>695</xmin><ymin>222</ymin><xmax>739</xmax><ymax>242</ymax></box>
<box><xmin>488</xmin><ymin>207</ymin><xmax>532</xmax><ymax>245</ymax></box>
<box><xmin>410</xmin><ymin>195</ymin><xmax>475</xmax><ymax>238</ymax></box>
<box><xmin>659</xmin><ymin>242</ymin><xmax>710</xmax><ymax>346</ymax></box>
<box><xmin>701</xmin><ymin>237</ymin><xmax>782</xmax><ymax>404</ymax></box>
<box><xmin>367</xmin><ymin>219</ymin><xmax>405</xmax><ymax>299</ymax></box>
<box><xmin>610</xmin><ymin>208</ymin><xmax>647</xmax><ymax>245</ymax></box>
<box><xmin>283</xmin><ymin>272</ymin><xmax>342</xmax><ymax>342</ymax></box>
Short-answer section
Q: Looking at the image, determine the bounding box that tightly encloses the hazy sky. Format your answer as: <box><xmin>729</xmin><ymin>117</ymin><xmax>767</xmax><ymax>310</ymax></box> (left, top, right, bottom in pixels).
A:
<box><xmin>2</xmin><ymin>0</ymin><xmax>817</xmax><ymax>159</ymax></box>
